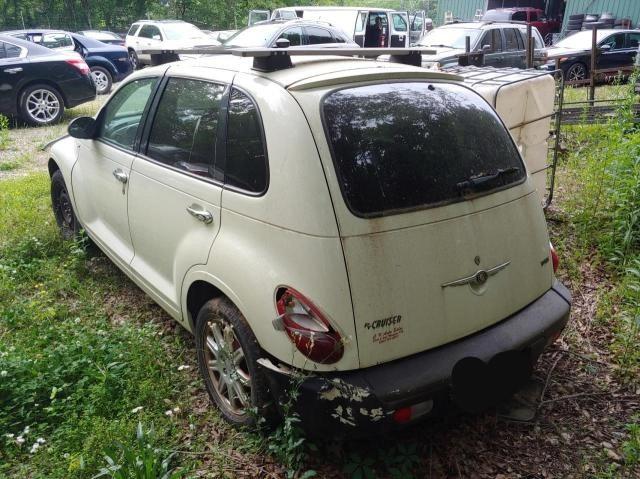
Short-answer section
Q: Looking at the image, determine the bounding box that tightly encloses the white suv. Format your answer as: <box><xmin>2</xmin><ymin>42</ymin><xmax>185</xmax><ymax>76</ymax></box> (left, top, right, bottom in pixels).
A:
<box><xmin>48</xmin><ymin>50</ymin><xmax>571</xmax><ymax>434</ymax></box>
<box><xmin>125</xmin><ymin>20</ymin><xmax>213</xmax><ymax>69</ymax></box>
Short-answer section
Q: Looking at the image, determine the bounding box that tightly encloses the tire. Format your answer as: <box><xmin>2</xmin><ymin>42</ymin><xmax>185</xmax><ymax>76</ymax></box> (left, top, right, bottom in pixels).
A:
<box><xmin>195</xmin><ymin>297</ymin><xmax>272</xmax><ymax>426</ymax></box>
<box><xmin>51</xmin><ymin>170</ymin><xmax>81</xmax><ymax>240</ymax></box>
<box><xmin>20</xmin><ymin>84</ymin><xmax>65</xmax><ymax>126</ymax></box>
<box><xmin>567</xmin><ymin>21</ymin><xmax>583</xmax><ymax>29</ymax></box>
<box><xmin>90</xmin><ymin>66</ymin><xmax>113</xmax><ymax>95</ymax></box>
<box><xmin>565</xmin><ymin>62</ymin><xmax>588</xmax><ymax>82</ymax></box>
<box><xmin>128</xmin><ymin>49</ymin><xmax>140</xmax><ymax>70</ymax></box>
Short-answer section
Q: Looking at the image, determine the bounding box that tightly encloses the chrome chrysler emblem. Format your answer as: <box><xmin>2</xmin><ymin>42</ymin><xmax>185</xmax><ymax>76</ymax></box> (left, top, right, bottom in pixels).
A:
<box><xmin>441</xmin><ymin>261</ymin><xmax>511</xmax><ymax>288</ymax></box>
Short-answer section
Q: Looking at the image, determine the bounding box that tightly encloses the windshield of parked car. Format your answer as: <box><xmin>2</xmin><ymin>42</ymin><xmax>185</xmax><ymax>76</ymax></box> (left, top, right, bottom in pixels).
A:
<box><xmin>482</xmin><ymin>10</ymin><xmax>511</xmax><ymax>21</ymax></box>
<box><xmin>162</xmin><ymin>23</ymin><xmax>208</xmax><ymax>41</ymax></box>
<box><xmin>323</xmin><ymin>82</ymin><xmax>525</xmax><ymax>217</ymax></box>
<box><xmin>417</xmin><ymin>27</ymin><xmax>481</xmax><ymax>49</ymax></box>
<box><xmin>555</xmin><ymin>30</ymin><xmax>610</xmax><ymax>49</ymax></box>
<box><xmin>223</xmin><ymin>24</ymin><xmax>281</xmax><ymax>47</ymax></box>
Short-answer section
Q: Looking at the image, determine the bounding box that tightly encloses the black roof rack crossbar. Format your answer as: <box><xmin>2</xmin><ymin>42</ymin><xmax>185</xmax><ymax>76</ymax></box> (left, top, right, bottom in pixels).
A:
<box><xmin>143</xmin><ymin>47</ymin><xmax>437</xmax><ymax>71</ymax></box>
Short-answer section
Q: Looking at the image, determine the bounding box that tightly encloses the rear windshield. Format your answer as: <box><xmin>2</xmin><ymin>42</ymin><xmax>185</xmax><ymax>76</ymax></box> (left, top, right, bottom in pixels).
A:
<box><xmin>322</xmin><ymin>82</ymin><xmax>525</xmax><ymax>217</ymax></box>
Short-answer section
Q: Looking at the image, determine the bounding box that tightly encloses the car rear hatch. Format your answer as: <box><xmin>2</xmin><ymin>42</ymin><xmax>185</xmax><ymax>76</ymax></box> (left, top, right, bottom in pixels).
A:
<box><xmin>296</xmin><ymin>80</ymin><xmax>554</xmax><ymax>368</ymax></box>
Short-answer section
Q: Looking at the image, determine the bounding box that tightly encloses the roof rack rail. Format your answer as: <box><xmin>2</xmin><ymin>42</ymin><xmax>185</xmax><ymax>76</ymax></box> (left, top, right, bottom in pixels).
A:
<box><xmin>142</xmin><ymin>46</ymin><xmax>437</xmax><ymax>72</ymax></box>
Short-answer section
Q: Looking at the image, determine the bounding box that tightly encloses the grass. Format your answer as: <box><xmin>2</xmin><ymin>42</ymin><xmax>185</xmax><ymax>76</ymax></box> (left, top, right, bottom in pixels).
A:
<box><xmin>562</xmin><ymin>82</ymin><xmax>638</xmax><ymax>106</ymax></box>
<box><xmin>0</xmin><ymin>174</ymin><xmax>245</xmax><ymax>477</ymax></box>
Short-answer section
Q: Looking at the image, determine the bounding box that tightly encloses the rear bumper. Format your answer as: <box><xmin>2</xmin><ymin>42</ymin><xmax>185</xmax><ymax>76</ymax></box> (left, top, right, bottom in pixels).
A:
<box><xmin>262</xmin><ymin>281</ymin><xmax>571</xmax><ymax>436</ymax></box>
<box><xmin>59</xmin><ymin>75</ymin><xmax>96</xmax><ymax>108</ymax></box>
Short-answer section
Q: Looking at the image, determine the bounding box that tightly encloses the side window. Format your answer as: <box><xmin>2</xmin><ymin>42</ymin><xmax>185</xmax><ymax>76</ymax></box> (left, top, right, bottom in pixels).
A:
<box><xmin>98</xmin><ymin>77</ymin><xmax>158</xmax><ymax>150</ymax></box>
<box><xmin>127</xmin><ymin>24</ymin><xmax>140</xmax><ymax>36</ymax></box>
<box><xmin>601</xmin><ymin>34</ymin><xmax>625</xmax><ymax>50</ymax></box>
<box><xmin>41</xmin><ymin>33</ymin><xmax>73</xmax><ymax>49</ymax></box>
<box><xmin>480</xmin><ymin>30</ymin><xmax>502</xmax><ymax>52</ymax></box>
<box><xmin>333</xmin><ymin>32</ymin><xmax>346</xmax><ymax>43</ymax></box>
<box><xmin>504</xmin><ymin>28</ymin><xmax>520</xmax><ymax>50</ymax></box>
<box><xmin>225</xmin><ymin>89</ymin><xmax>267</xmax><ymax>193</ymax></box>
<box><xmin>306</xmin><ymin>27</ymin><xmax>334</xmax><ymax>44</ymax></box>
<box><xmin>355</xmin><ymin>12</ymin><xmax>367</xmax><ymax>33</ymax></box>
<box><xmin>0</xmin><ymin>42</ymin><xmax>6</xmax><ymax>59</ymax></box>
<box><xmin>392</xmin><ymin>14</ymin><xmax>408</xmax><ymax>32</ymax></box>
<box><xmin>139</xmin><ymin>25</ymin><xmax>161</xmax><ymax>40</ymax></box>
<box><xmin>278</xmin><ymin>27</ymin><xmax>302</xmax><ymax>47</ymax></box>
<box><xmin>627</xmin><ymin>32</ymin><xmax>640</xmax><ymax>49</ymax></box>
<box><xmin>5</xmin><ymin>42</ymin><xmax>22</xmax><ymax>58</ymax></box>
<box><xmin>529</xmin><ymin>11</ymin><xmax>538</xmax><ymax>21</ymax></box>
<box><xmin>515</xmin><ymin>29</ymin><xmax>525</xmax><ymax>49</ymax></box>
<box><xmin>512</xmin><ymin>11</ymin><xmax>527</xmax><ymax>22</ymax></box>
<box><xmin>146</xmin><ymin>78</ymin><xmax>225</xmax><ymax>178</ymax></box>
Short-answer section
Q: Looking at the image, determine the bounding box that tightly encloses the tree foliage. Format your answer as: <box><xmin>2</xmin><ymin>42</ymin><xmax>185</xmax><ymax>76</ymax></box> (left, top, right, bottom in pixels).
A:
<box><xmin>0</xmin><ymin>0</ymin><xmax>436</xmax><ymax>34</ymax></box>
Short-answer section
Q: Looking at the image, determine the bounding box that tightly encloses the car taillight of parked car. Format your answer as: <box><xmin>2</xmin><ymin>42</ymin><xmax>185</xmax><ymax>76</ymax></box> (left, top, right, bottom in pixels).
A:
<box><xmin>66</xmin><ymin>58</ymin><xmax>90</xmax><ymax>75</ymax></box>
<box><xmin>275</xmin><ymin>287</ymin><xmax>344</xmax><ymax>364</ymax></box>
<box><xmin>550</xmin><ymin>242</ymin><xmax>559</xmax><ymax>273</ymax></box>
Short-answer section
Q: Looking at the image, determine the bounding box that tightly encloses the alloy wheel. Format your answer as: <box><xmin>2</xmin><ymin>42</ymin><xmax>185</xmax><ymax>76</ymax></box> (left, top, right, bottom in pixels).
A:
<box><xmin>567</xmin><ymin>64</ymin><xmax>586</xmax><ymax>82</ymax></box>
<box><xmin>91</xmin><ymin>69</ymin><xmax>109</xmax><ymax>94</ymax></box>
<box><xmin>204</xmin><ymin>317</ymin><xmax>252</xmax><ymax>415</ymax></box>
<box><xmin>26</xmin><ymin>89</ymin><xmax>60</xmax><ymax>124</ymax></box>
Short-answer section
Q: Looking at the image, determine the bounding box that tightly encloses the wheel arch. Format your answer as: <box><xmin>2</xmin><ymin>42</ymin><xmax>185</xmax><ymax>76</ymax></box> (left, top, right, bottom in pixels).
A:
<box><xmin>87</xmin><ymin>57</ymin><xmax>118</xmax><ymax>76</ymax></box>
<box><xmin>17</xmin><ymin>80</ymin><xmax>68</xmax><ymax>110</ymax></box>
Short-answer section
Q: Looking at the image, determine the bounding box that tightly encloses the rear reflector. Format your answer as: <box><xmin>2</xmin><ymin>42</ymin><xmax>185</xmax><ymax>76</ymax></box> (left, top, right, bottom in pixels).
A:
<box><xmin>66</xmin><ymin>58</ymin><xmax>90</xmax><ymax>75</ymax></box>
<box><xmin>549</xmin><ymin>242</ymin><xmax>559</xmax><ymax>273</ymax></box>
<box><xmin>392</xmin><ymin>400</ymin><xmax>434</xmax><ymax>424</ymax></box>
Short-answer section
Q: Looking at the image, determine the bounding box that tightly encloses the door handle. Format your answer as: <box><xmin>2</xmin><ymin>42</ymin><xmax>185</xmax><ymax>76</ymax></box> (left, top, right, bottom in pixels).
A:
<box><xmin>186</xmin><ymin>205</ymin><xmax>213</xmax><ymax>224</ymax></box>
<box><xmin>112</xmin><ymin>169</ymin><xmax>128</xmax><ymax>183</ymax></box>
<box><xmin>4</xmin><ymin>67</ymin><xmax>23</xmax><ymax>74</ymax></box>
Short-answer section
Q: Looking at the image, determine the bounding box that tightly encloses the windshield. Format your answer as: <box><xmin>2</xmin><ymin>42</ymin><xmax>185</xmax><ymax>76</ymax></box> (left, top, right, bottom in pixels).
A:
<box><xmin>323</xmin><ymin>82</ymin><xmax>525</xmax><ymax>217</ymax></box>
<box><xmin>555</xmin><ymin>30</ymin><xmax>610</xmax><ymax>49</ymax></box>
<box><xmin>162</xmin><ymin>23</ymin><xmax>208</xmax><ymax>41</ymax></box>
<box><xmin>223</xmin><ymin>24</ymin><xmax>281</xmax><ymax>47</ymax></box>
<box><xmin>482</xmin><ymin>11</ymin><xmax>511</xmax><ymax>21</ymax></box>
<box><xmin>418</xmin><ymin>27</ymin><xmax>481</xmax><ymax>49</ymax></box>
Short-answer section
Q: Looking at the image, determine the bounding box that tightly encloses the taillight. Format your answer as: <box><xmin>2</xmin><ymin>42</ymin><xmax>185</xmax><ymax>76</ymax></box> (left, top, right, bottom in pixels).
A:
<box><xmin>550</xmin><ymin>242</ymin><xmax>559</xmax><ymax>273</ymax></box>
<box><xmin>66</xmin><ymin>58</ymin><xmax>90</xmax><ymax>75</ymax></box>
<box><xmin>275</xmin><ymin>287</ymin><xmax>343</xmax><ymax>364</ymax></box>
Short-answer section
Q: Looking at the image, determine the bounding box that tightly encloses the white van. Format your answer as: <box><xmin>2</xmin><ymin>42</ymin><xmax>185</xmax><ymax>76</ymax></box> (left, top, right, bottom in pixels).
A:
<box><xmin>249</xmin><ymin>6</ymin><xmax>430</xmax><ymax>47</ymax></box>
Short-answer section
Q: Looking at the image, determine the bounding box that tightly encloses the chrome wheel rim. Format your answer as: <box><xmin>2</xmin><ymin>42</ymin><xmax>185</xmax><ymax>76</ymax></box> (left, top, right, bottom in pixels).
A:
<box><xmin>26</xmin><ymin>89</ymin><xmax>60</xmax><ymax>123</ymax></box>
<box><xmin>568</xmin><ymin>64</ymin><xmax>586</xmax><ymax>82</ymax></box>
<box><xmin>91</xmin><ymin>70</ymin><xmax>109</xmax><ymax>93</ymax></box>
<box><xmin>204</xmin><ymin>318</ymin><xmax>251</xmax><ymax>415</ymax></box>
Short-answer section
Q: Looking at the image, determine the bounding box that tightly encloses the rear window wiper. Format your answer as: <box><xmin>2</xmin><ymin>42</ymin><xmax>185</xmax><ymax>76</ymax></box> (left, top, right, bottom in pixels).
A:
<box><xmin>457</xmin><ymin>167</ymin><xmax>521</xmax><ymax>195</ymax></box>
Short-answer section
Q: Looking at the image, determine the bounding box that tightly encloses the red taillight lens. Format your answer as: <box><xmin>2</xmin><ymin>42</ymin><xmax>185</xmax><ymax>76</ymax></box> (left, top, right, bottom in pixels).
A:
<box><xmin>275</xmin><ymin>288</ymin><xmax>344</xmax><ymax>364</ymax></box>
<box><xmin>66</xmin><ymin>58</ymin><xmax>90</xmax><ymax>75</ymax></box>
<box><xmin>550</xmin><ymin>242</ymin><xmax>559</xmax><ymax>273</ymax></box>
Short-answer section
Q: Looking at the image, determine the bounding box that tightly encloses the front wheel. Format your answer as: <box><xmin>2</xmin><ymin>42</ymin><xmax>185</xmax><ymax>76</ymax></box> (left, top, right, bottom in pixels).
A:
<box><xmin>51</xmin><ymin>170</ymin><xmax>81</xmax><ymax>240</ymax></box>
<box><xmin>90</xmin><ymin>66</ymin><xmax>113</xmax><ymax>95</ymax></box>
<box><xmin>128</xmin><ymin>49</ymin><xmax>140</xmax><ymax>70</ymax></box>
<box><xmin>565</xmin><ymin>62</ymin><xmax>588</xmax><ymax>83</ymax></box>
<box><xmin>20</xmin><ymin>84</ymin><xmax>65</xmax><ymax>126</ymax></box>
<box><xmin>195</xmin><ymin>297</ymin><xmax>272</xmax><ymax>426</ymax></box>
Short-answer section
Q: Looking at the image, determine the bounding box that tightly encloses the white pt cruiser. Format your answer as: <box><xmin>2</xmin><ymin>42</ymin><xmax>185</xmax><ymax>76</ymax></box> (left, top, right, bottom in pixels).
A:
<box><xmin>48</xmin><ymin>50</ymin><xmax>571</xmax><ymax>435</ymax></box>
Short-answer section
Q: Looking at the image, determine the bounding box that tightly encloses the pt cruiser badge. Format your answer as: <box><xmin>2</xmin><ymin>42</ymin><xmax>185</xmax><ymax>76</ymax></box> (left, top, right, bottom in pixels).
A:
<box><xmin>441</xmin><ymin>261</ymin><xmax>511</xmax><ymax>288</ymax></box>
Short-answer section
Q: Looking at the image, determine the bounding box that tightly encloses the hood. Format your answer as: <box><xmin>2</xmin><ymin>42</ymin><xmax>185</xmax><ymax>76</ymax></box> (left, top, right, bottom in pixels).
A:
<box><xmin>543</xmin><ymin>46</ymin><xmax>588</xmax><ymax>59</ymax></box>
<box><xmin>419</xmin><ymin>46</ymin><xmax>462</xmax><ymax>62</ymax></box>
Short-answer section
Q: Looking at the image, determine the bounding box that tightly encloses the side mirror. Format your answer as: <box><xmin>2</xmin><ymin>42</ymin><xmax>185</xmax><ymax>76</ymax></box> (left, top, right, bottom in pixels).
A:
<box><xmin>599</xmin><ymin>44</ymin><xmax>612</xmax><ymax>52</ymax></box>
<box><xmin>482</xmin><ymin>44</ymin><xmax>492</xmax><ymax>52</ymax></box>
<box><xmin>68</xmin><ymin>116</ymin><xmax>96</xmax><ymax>139</ymax></box>
<box><xmin>275</xmin><ymin>38</ymin><xmax>290</xmax><ymax>48</ymax></box>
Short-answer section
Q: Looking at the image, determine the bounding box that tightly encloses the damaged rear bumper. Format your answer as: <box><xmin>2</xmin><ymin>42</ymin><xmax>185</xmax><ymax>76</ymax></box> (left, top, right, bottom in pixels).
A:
<box><xmin>262</xmin><ymin>282</ymin><xmax>571</xmax><ymax>436</ymax></box>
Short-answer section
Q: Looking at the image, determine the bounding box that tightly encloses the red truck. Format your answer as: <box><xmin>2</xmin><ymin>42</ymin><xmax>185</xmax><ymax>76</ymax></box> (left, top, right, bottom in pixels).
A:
<box><xmin>482</xmin><ymin>7</ymin><xmax>561</xmax><ymax>45</ymax></box>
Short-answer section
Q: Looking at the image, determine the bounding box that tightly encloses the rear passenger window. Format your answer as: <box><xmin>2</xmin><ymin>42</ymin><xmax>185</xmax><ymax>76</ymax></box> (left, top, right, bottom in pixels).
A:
<box><xmin>512</xmin><ymin>11</ymin><xmax>527</xmax><ymax>22</ymax></box>
<box><xmin>0</xmin><ymin>41</ymin><xmax>22</xmax><ymax>59</ymax></box>
<box><xmin>504</xmin><ymin>28</ymin><xmax>520</xmax><ymax>50</ymax></box>
<box><xmin>146</xmin><ymin>78</ymin><xmax>225</xmax><ymax>178</ymax></box>
<box><xmin>306</xmin><ymin>27</ymin><xmax>334</xmax><ymax>44</ymax></box>
<box><xmin>225</xmin><ymin>89</ymin><xmax>267</xmax><ymax>193</ymax></box>
<box><xmin>127</xmin><ymin>24</ymin><xmax>140</xmax><ymax>36</ymax></box>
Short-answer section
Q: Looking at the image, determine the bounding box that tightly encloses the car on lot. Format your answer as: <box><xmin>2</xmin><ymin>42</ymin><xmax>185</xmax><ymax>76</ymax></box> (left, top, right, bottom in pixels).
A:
<box><xmin>125</xmin><ymin>20</ymin><xmax>215</xmax><ymax>69</ymax></box>
<box><xmin>4</xmin><ymin>29</ymin><xmax>132</xmax><ymax>94</ymax></box>
<box><xmin>76</xmin><ymin>30</ymin><xmax>125</xmax><ymax>46</ymax></box>
<box><xmin>416</xmin><ymin>22</ymin><xmax>544</xmax><ymax>69</ymax></box>
<box><xmin>0</xmin><ymin>34</ymin><xmax>95</xmax><ymax>126</ymax></box>
<box><xmin>542</xmin><ymin>29</ymin><xmax>640</xmax><ymax>82</ymax></box>
<box><xmin>222</xmin><ymin>19</ymin><xmax>357</xmax><ymax>48</ymax></box>
<box><xmin>481</xmin><ymin>7</ymin><xmax>561</xmax><ymax>44</ymax></box>
<box><xmin>47</xmin><ymin>48</ymin><xmax>571</xmax><ymax>434</ymax></box>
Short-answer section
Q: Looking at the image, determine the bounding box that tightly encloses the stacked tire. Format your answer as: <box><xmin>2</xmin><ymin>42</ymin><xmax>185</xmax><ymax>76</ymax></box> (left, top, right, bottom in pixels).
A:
<box><xmin>566</xmin><ymin>13</ymin><xmax>584</xmax><ymax>34</ymax></box>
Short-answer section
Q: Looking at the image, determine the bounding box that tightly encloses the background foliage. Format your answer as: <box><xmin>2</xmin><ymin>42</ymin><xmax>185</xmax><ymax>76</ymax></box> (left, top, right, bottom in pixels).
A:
<box><xmin>0</xmin><ymin>0</ymin><xmax>438</xmax><ymax>33</ymax></box>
